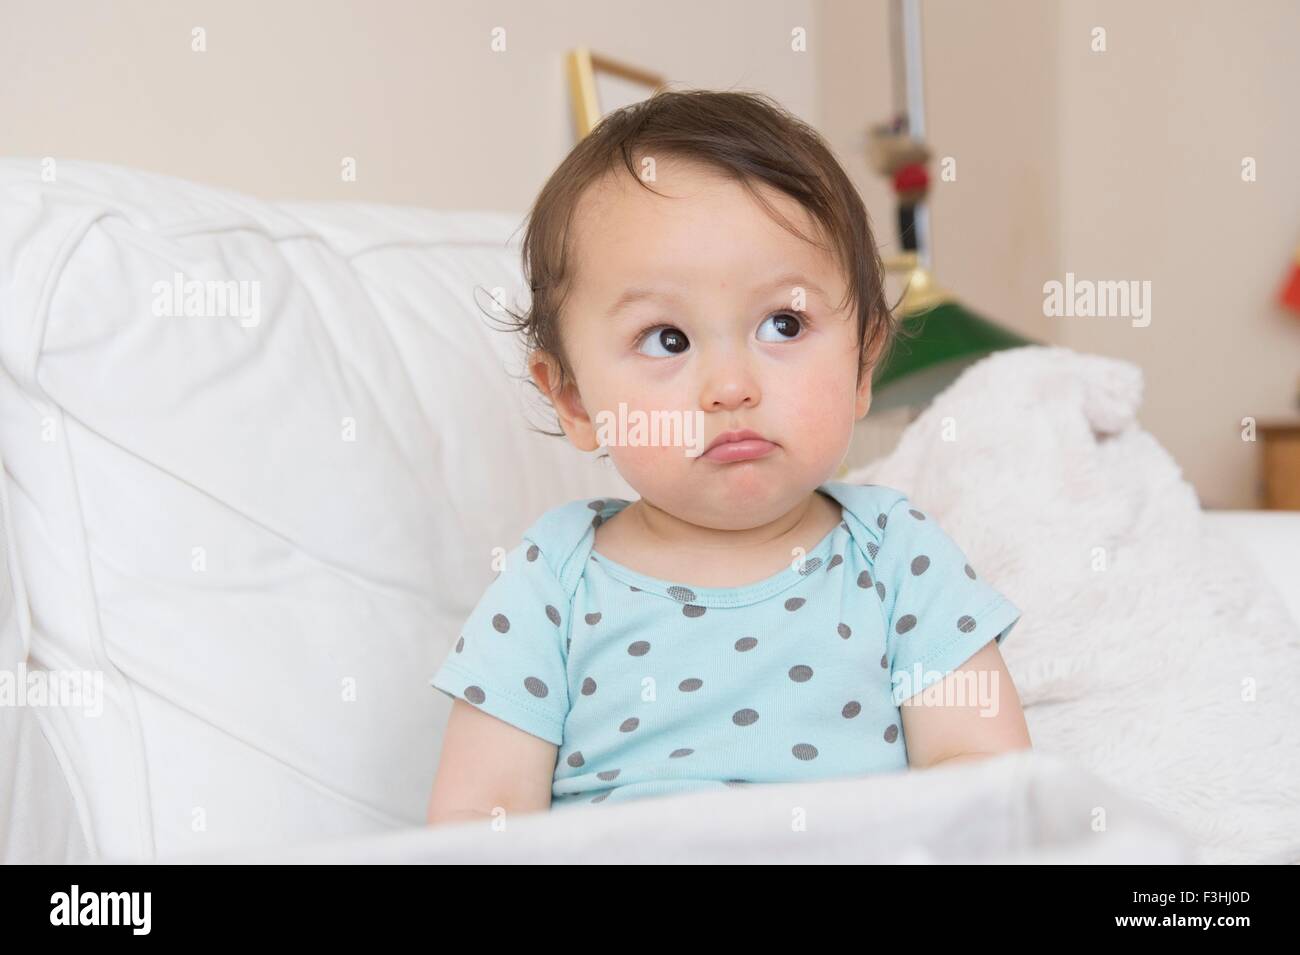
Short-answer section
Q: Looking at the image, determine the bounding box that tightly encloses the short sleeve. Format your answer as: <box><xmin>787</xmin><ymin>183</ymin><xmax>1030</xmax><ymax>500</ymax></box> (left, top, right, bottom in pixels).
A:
<box><xmin>871</xmin><ymin>496</ymin><xmax>1022</xmax><ymax>706</ymax></box>
<box><xmin>429</xmin><ymin>539</ymin><xmax>572</xmax><ymax>745</ymax></box>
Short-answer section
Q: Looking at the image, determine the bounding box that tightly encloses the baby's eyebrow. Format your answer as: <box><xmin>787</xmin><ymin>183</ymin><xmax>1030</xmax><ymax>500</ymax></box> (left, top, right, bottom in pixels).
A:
<box><xmin>604</xmin><ymin>286</ymin><xmax>678</xmax><ymax>320</ymax></box>
<box><xmin>604</xmin><ymin>273</ymin><xmax>830</xmax><ymax>319</ymax></box>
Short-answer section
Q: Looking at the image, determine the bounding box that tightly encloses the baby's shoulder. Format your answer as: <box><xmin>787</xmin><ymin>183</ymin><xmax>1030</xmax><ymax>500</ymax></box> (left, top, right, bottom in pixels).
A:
<box><xmin>824</xmin><ymin>481</ymin><xmax>909</xmax><ymax>546</ymax></box>
<box><xmin>518</xmin><ymin>492</ymin><xmax>632</xmax><ymax>593</ymax></box>
<box><xmin>827</xmin><ymin>481</ymin><xmax>967</xmax><ymax>571</ymax></box>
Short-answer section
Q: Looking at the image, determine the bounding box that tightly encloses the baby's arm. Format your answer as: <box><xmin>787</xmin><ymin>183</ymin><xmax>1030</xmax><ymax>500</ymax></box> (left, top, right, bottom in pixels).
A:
<box><xmin>427</xmin><ymin>698</ymin><xmax>558</xmax><ymax>827</ymax></box>
<box><xmin>898</xmin><ymin>639</ymin><xmax>1032</xmax><ymax>768</ymax></box>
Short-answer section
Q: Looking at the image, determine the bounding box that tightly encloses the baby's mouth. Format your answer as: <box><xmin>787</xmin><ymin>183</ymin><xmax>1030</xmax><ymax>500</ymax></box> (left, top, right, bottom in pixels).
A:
<box><xmin>699</xmin><ymin>431</ymin><xmax>778</xmax><ymax>464</ymax></box>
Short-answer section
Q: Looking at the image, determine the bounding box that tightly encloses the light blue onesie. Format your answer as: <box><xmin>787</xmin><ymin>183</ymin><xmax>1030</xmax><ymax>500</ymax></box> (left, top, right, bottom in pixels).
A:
<box><xmin>430</xmin><ymin>481</ymin><xmax>1022</xmax><ymax>809</ymax></box>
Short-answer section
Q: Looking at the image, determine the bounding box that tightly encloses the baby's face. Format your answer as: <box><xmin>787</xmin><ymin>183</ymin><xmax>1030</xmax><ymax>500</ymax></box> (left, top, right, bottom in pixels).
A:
<box><xmin>541</xmin><ymin>155</ymin><xmax>873</xmax><ymax>531</ymax></box>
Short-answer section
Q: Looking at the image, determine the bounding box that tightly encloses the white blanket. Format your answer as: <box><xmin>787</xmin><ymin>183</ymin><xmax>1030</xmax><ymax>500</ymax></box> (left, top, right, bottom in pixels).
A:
<box><xmin>155</xmin><ymin>750</ymin><xmax>1192</xmax><ymax>864</ymax></box>
<box><xmin>849</xmin><ymin>345</ymin><xmax>1300</xmax><ymax>865</ymax></box>
<box><xmin>142</xmin><ymin>344</ymin><xmax>1296</xmax><ymax>865</ymax></box>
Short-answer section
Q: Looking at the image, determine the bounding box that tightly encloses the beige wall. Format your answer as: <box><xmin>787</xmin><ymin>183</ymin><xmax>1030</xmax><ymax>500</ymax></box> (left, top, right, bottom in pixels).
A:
<box><xmin>4</xmin><ymin>0</ymin><xmax>1297</xmax><ymax>507</ymax></box>
<box><xmin>0</xmin><ymin>0</ymin><xmax>816</xmax><ymax>211</ymax></box>
<box><xmin>1053</xmin><ymin>0</ymin><xmax>1300</xmax><ymax>509</ymax></box>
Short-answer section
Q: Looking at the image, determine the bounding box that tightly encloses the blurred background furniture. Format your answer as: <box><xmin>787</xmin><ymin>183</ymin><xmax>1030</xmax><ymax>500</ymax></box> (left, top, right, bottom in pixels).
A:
<box><xmin>1257</xmin><ymin>418</ymin><xmax>1300</xmax><ymax>509</ymax></box>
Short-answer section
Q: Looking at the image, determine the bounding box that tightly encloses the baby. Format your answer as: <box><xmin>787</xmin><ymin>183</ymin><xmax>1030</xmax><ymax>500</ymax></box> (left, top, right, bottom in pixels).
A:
<box><xmin>427</xmin><ymin>89</ymin><xmax>1029</xmax><ymax>827</ymax></box>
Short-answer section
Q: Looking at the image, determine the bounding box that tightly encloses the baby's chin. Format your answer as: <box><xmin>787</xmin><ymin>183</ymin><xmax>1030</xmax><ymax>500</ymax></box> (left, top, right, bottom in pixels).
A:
<box><xmin>610</xmin><ymin>447</ymin><xmax>833</xmax><ymax>517</ymax></box>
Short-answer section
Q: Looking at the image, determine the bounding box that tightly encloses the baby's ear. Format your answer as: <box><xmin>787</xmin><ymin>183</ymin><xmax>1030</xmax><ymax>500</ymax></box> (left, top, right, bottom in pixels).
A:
<box><xmin>864</xmin><ymin>326</ymin><xmax>889</xmax><ymax>368</ymax></box>
<box><xmin>855</xmin><ymin>331</ymin><xmax>888</xmax><ymax>417</ymax></box>
<box><xmin>526</xmin><ymin>348</ymin><xmax>553</xmax><ymax>391</ymax></box>
<box><xmin>855</xmin><ymin>351</ymin><xmax>877</xmax><ymax>414</ymax></box>
<box><xmin>529</xmin><ymin>351</ymin><xmax>600</xmax><ymax>452</ymax></box>
<box><xmin>855</xmin><ymin>372</ymin><xmax>873</xmax><ymax>420</ymax></box>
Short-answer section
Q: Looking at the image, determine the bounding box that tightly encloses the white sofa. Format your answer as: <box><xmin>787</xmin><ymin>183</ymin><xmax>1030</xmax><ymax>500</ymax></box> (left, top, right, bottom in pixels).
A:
<box><xmin>0</xmin><ymin>158</ymin><xmax>644</xmax><ymax>863</ymax></box>
<box><xmin>1</xmin><ymin>160</ymin><xmax>1296</xmax><ymax>865</ymax></box>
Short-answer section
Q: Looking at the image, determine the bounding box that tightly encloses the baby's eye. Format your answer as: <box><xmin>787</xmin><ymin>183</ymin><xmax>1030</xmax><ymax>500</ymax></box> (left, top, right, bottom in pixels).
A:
<box><xmin>756</xmin><ymin>311</ymin><xmax>808</xmax><ymax>342</ymax></box>
<box><xmin>635</xmin><ymin>325</ymin><xmax>690</xmax><ymax>357</ymax></box>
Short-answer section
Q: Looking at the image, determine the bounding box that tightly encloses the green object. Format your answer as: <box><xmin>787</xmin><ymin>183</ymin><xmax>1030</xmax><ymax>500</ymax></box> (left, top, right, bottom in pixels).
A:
<box><xmin>868</xmin><ymin>297</ymin><xmax>1040</xmax><ymax>413</ymax></box>
<box><xmin>873</xmin><ymin>299</ymin><xmax>1039</xmax><ymax>391</ymax></box>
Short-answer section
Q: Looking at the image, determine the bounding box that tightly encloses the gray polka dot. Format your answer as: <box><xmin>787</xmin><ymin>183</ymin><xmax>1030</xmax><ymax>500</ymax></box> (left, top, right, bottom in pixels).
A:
<box><xmin>523</xmin><ymin>677</ymin><xmax>548</xmax><ymax>698</ymax></box>
<box><xmin>826</xmin><ymin>554</ymin><xmax>843</xmax><ymax>571</ymax></box>
<box><xmin>669</xmin><ymin>748</ymin><xmax>694</xmax><ymax>758</ymax></box>
<box><xmin>591</xmin><ymin>791</ymin><xmax>611</xmax><ymax>803</ymax></box>
<box><xmin>857</xmin><ymin>570</ymin><xmax>873</xmax><ymax>588</ymax></box>
<box><xmin>909</xmin><ymin>508</ymin><xmax>926</xmax><ymax>520</ymax></box>
<box><xmin>724</xmin><ymin>779</ymin><xmax>748</xmax><ymax>787</ymax></box>
<box><xmin>957</xmin><ymin>615</ymin><xmax>976</xmax><ymax>633</ymax></box>
<box><xmin>565</xmin><ymin>636</ymin><xmax>571</xmax><ymax>654</ymax></box>
<box><xmin>837</xmin><ymin>622</ymin><xmax>851</xmax><ymax>639</ymax></box>
<box><xmin>587</xmin><ymin>500</ymin><xmax>605</xmax><ymax>511</ymax></box>
<box><xmin>788</xmin><ymin>665</ymin><xmax>813</xmax><ymax>682</ymax></box>
<box><xmin>455</xmin><ymin>635</ymin><xmax>464</xmax><ymax>652</ymax></box>
<box><xmin>619</xmin><ymin>717</ymin><xmax>639</xmax><ymax>733</ymax></box>
<box><xmin>630</xmin><ymin>585</ymin><xmax>641</xmax><ymax>592</ymax></box>
<box><xmin>896</xmin><ymin>614</ymin><xmax>917</xmax><ymax>634</ymax></box>
<box><xmin>581</xmin><ymin>676</ymin><xmax>597</xmax><ymax>695</ymax></box>
<box><xmin>464</xmin><ymin>685</ymin><xmax>485</xmax><ymax>704</ymax></box>
<box><xmin>876</xmin><ymin>581</ymin><xmax>886</xmax><ymax>600</ymax></box>
<box><xmin>880</xmin><ymin>653</ymin><xmax>888</xmax><ymax>669</ymax></box>
<box><xmin>567</xmin><ymin>751</ymin><xmax>585</xmax><ymax>767</ymax></box>
<box><xmin>591</xmin><ymin>514</ymin><xmax>603</xmax><ymax>528</ymax></box>
<box><xmin>798</xmin><ymin>556</ymin><xmax>823</xmax><ymax>576</ymax></box>
<box><xmin>679</xmin><ymin>678</ymin><xmax>703</xmax><ymax>692</ymax></box>
<box><xmin>492</xmin><ymin>614</ymin><xmax>510</xmax><ymax>633</ymax></box>
<box><xmin>732</xmin><ymin>708</ymin><xmax>759</xmax><ymax>726</ymax></box>
<box><xmin>667</xmin><ymin>585</ymin><xmax>697</xmax><ymax>603</ymax></box>
<box><xmin>792</xmin><ymin>743</ymin><xmax>818</xmax><ymax>760</ymax></box>
<box><xmin>628</xmin><ymin>640</ymin><xmax>651</xmax><ymax>656</ymax></box>
<box><xmin>735</xmin><ymin>636</ymin><xmax>758</xmax><ymax>652</ymax></box>
<box><xmin>965</xmin><ymin>563</ymin><xmax>977</xmax><ymax>580</ymax></box>
<box><xmin>584</xmin><ymin>612</ymin><xmax>601</xmax><ymax>625</ymax></box>
<box><xmin>597</xmin><ymin>769</ymin><xmax>620</xmax><ymax>780</ymax></box>
<box><xmin>840</xmin><ymin>521</ymin><xmax>849</xmax><ymax>531</ymax></box>
<box><xmin>683</xmin><ymin>604</ymin><xmax>706</xmax><ymax>618</ymax></box>
<box><xmin>877</xmin><ymin>513</ymin><xmax>887</xmax><ymax>530</ymax></box>
<box><xmin>545</xmin><ymin>605</ymin><xmax>561</xmax><ymax>626</ymax></box>
<box><xmin>911</xmin><ymin>555</ymin><xmax>930</xmax><ymax>575</ymax></box>
<box><xmin>843</xmin><ymin>701</ymin><xmax>861</xmax><ymax>718</ymax></box>
<box><xmin>867</xmin><ymin>542</ymin><xmax>879</xmax><ymax>559</ymax></box>
<box><xmin>526</xmin><ymin>543</ymin><xmax>539</xmax><ymax>561</ymax></box>
<box><xmin>784</xmin><ymin>597</ymin><xmax>806</xmax><ymax>611</ymax></box>
<box><xmin>884</xmin><ymin>724</ymin><xmax>899</xmax><ymax>743</ymax></box>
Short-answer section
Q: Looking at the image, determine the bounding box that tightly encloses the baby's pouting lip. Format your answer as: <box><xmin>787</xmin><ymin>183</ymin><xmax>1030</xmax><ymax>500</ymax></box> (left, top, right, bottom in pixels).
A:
<box><xmin>700</xmin><ymin>428</ymin><xmax>777</xmax><ymax>463</ymax></box>
<box><xmin>700</xmin><ymin>436</ymin><xmax>777</xmax><ymax>464</ymax></box>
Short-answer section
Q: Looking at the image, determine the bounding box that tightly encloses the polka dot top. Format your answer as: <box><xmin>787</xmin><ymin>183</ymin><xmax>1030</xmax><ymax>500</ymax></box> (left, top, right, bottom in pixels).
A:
<box><xmin>430</xmin><ymin>481</ymin><xmax>1022</xmax><ymax>810</ymax></box>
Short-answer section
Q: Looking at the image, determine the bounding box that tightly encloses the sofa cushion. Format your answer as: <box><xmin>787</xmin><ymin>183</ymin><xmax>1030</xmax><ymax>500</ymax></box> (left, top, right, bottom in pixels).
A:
<box><xmin>0</xmin><ymin>158</ymin><xmax>633</xmax><ymax>861</ymax></box>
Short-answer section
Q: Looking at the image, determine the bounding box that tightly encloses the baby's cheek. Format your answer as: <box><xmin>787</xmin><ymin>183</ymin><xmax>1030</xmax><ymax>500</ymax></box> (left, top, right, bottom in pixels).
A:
<box><xmin>787</xmin><ymin>376</ymin><xmax>858</xmax><ymax>448</ymax></box>
<box><xmin>606</xmin><ymin>437</ymin><xmax>692</xmax><ymax>484</ymax></box>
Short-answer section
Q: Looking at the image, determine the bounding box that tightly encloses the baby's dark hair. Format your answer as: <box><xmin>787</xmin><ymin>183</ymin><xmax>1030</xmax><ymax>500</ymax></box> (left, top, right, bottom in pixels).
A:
<box><xmin>491</xmin><ymin>87</ymin><xmax>901</xmax><ymax>440</ymax></box>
